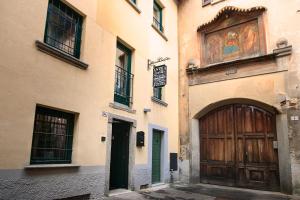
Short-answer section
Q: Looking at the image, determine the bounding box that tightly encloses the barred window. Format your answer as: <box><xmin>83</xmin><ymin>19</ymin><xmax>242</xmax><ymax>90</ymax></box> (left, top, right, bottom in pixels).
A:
<box><xmin>44</xmin><ymin>0</ymin><xmax>83</xmax><ymax>58</ymax></box>
<box><xmin>30</xmin><ymin>106</ymin><xmax>75</xmax><ymax>164</ymax></box>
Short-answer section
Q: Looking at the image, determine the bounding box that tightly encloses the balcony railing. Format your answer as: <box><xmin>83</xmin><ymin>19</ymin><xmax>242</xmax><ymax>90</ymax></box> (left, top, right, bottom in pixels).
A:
<box><xmin>114</xmin><ymin>65</ymin><xmax>134</xmax><ymax>106</ymax></box>
<box><xmin>153</xmin><ymin>17</ymin><xmax>164</xmax><ymax>32</ymax></box>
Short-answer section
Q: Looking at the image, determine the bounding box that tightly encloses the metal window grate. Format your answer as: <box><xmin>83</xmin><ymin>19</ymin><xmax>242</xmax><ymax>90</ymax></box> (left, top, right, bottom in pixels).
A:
<box><xmin>30</xmin><ymin>106</ymin><xmax>75</xmax><ymax>164</ymax></box>
<box><xmin>114</xmin><ymin>65</ymin><xmax>134</xmax><ymax>106</ymax></box>
<box><xmin>44</xmin><ymin>0</ymin><xmax>83</xmax><ymax>58</ymax></box>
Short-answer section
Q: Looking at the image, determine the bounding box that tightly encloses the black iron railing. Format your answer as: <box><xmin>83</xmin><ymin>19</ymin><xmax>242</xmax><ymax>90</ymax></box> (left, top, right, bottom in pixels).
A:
<box><xmin>153</xmin><ymin>17</ymin><xmax>164</xmax><ymax>33</ymax></box>
<box><xmin>114</xmin><ymin>65</ymin><xmax>134</xmax><ymax>106</ymax></box>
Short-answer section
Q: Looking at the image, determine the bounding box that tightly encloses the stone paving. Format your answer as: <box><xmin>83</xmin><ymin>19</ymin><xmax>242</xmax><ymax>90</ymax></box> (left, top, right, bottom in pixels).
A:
<box><xmin>105</xmin><ymin>184</ymin><xmax>300</xmax><ymax>200</ymax></box>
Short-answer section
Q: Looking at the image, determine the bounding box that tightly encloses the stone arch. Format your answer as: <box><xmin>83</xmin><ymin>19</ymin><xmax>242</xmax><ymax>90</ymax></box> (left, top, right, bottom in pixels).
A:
<box><xmin>193</xmin><ymin>98</ymin><xmax>279</xmax><ymax>119</ymax></box>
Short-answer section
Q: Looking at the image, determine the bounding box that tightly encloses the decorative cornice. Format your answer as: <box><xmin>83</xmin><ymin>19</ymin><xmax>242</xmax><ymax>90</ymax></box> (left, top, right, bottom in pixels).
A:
<box><xmin>197</xmin><ymin>6</ymin><xmax>267</xmax><ymax>31</ymax></box>
<box><xmin>186</xmin><ymin>46</ymin><xmax>292</xmax><ymax>74</ymax></box>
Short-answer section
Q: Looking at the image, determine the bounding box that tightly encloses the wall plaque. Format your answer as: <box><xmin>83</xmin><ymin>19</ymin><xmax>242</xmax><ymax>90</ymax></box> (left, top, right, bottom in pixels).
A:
<box><xmin>153</xmin><ymin>65</ymin><xmax>167</xmax><ymax>88</ymax></box>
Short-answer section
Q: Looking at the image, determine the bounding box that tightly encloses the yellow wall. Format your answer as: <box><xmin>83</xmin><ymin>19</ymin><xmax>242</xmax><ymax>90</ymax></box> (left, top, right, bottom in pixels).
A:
<box><xmin>0</xmin><ymin>0</ymin><xmax>179</xmax><ymax>169</ymax></box>
<box><xmin>178</xmin><ymin>0</ymin><xmax>300</xmax><ymax>137</ymax></box>
<box><xmin>189</xmin><ymin>73</ymin><xmax>286</xmax><ymax>118</ymax></box>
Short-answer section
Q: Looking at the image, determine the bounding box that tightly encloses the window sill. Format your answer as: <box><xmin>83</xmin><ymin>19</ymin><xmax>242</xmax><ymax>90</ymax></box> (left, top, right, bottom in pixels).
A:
<box><xmin>125</xmin><ymin>0</ymin><xmax>141</xmax><ymax>14</ymax></box>
<box><xmin>24</xmin><ymin>164</ymin><xmax>80</xmax><ymax>169</ymax></box>
<box><xmin>211</xmin><ymin>0</ymin><xmax>225</xmax><ymax>5</ymax></box>
<box><xmin>151</xmin><ymin>24</ymin><xmax>168</xmax><ymax>41</ymax></box>
<box><xmin>151</xmin><ymin>96</ymin><xmax>168</xmax><ymax>107</ymax></box>
<box><xmin>203</xmin><ymin>0</ymin><xmax>225</xmax><ymax>7</ymax></box>
<box><xmin>109</xmin><ymin>102</ymin><xmax>136</xmax><ymax>114</ymax></box>
<box><xmin>35</xmin><ymin>40</ymin><xmax>89</xmax><ymax>70</ymax></box>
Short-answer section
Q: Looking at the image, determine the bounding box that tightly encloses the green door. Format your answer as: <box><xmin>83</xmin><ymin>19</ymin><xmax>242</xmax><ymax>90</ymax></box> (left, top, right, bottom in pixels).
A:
<box><xmin>109</xmin><ymin>121</ymin><xmax>130</xmax><ymax>190</ymax></box>
<box><xmin>152</xmin><ymin>130</ymin><xmax>162</xmax><ymax>183</ymax></box>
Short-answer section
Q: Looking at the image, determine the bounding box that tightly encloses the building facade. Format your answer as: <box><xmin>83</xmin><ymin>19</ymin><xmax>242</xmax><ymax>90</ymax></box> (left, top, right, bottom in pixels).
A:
<box><xmin>0</xmin><ymin>0</ymin><xmax>179</xmax><ymax>199</ymax></box>
<box><xmin>178</xmin><ymin>0</ymin><xmax>300</xmax><ymax>196</ymax></box>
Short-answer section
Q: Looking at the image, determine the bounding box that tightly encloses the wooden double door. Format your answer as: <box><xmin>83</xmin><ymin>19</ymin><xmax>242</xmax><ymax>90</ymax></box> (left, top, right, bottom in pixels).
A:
<box><xmin>199</xmin><ymin>104</ymin><xmax>280</xmax><ymax>191</ymax></box>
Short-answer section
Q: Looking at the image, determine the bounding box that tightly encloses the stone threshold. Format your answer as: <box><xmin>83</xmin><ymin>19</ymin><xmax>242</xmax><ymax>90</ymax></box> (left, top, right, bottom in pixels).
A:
<box><xmin>108</xmin><ymin>189</ymin><xmax>132</xmax><ymax>197</ymax></box>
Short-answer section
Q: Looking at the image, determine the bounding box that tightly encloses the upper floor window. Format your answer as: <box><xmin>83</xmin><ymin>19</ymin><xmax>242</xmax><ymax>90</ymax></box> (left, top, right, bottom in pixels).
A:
<box><xmin>30</xmin><ymin>106</ymin><xmax>75</xmax><ymax>164</ymax></box>
<box><xmin>114</xmin><ymin>42</ymin><xmax>134</xmax><ymax>106</ymax></box>
<box><xmin>153</xmin><ymin>87</ymin><xmax>163</xmax><ymax>100</ymax></box>
<box><xmin>153</xmin><ymin>1</ymin><xmax>163</xmax><ymax>32</ymax></box>
<box><xmin>44</xmin><ymin>0</ymin><xmax>83</xmax><ymax>58</ymax></box>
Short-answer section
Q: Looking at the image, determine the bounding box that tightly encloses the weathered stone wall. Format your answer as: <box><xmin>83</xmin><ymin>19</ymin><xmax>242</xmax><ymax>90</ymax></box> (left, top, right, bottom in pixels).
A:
<box><xmin>0</xmin><ymin>166</ymin><xmax>105</xmax><ymax>200</ymax></box>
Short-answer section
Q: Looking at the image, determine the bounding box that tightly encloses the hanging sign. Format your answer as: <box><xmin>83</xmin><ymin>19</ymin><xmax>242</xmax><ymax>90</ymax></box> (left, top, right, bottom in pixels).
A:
<box><xmin>153</xmin><ymin>65</ymin><xmax>167</xmax><ymax>88</ymax></box>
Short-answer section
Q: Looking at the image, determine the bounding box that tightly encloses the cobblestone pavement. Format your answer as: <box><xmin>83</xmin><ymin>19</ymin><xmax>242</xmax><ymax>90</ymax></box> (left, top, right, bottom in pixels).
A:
<box><xmin>105</xmin><ymin>184</ymin><xmax>300</xmax><ymax>200</ymax></box>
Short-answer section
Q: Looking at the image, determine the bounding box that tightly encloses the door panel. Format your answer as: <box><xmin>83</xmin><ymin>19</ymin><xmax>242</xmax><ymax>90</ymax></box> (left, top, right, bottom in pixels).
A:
<box><xmin>109</xmin><ymin>122</ymin><xmax>130</xmax><ymax>190</ymax></box>
<box><xmin>152</xmin><ymin>130</ymin><xmax>162</xmax><ymax>183</ymax></box>
<box><xmin>199</xmin><ymin>104</ymin><xmax>280</xmax><ymax>191</ymax></box>
<box><xmin>200</xmin><ymin>106</ymin><xmax>235</xmax><ymax>186</ymax></box>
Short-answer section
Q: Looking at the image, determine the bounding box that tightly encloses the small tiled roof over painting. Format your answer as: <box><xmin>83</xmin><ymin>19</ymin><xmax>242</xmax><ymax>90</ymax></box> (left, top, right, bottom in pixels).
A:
<box><xmin>197</xmin><ymin>6</ymin><xmax>267</xmax><ymax>31</ymax></box>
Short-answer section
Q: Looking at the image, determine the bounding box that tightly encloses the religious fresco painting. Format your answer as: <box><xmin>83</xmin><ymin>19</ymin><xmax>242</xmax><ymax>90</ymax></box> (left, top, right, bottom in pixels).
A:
<box><xmin>204</xmin><ymin>20</ymin><xmax>260</xmax><ymax>65</ymax></box>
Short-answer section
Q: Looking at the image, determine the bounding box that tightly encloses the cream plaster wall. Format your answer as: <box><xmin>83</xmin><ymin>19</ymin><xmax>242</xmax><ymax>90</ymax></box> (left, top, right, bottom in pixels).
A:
<box><xmin>189</xmin><ymin>72</ymin><xmax>286</xmax><ymax>118</ymax></box>
<box><xmin>0</xmin><ymin>0</ymin><xmax>179</xmax><ymax>169</ymax></box>
<box><xmin>178</xmin><ymin>0</ymin><xmax>300</xmax><ymax>194</ymax></box>
<box><xmin>97</xmin><ymin>0</ymin><xmax>179</xmax><ymax>165</ymax></box>
<box><xmin>178</xmin><ymin>0</ymin><xmax>300</xmax><ymax>137</ymax></box>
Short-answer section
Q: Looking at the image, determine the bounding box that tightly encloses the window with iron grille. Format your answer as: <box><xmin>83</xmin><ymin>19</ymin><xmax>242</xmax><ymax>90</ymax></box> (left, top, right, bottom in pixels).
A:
<box><xmin>114</xmin><ymin>42</ymin><xmax>134</xmax><ymax>106</ymax></box>
<box><xmin>153</xmin><ymin>1</ymin><xmax>163</xmax><ymax>32</ymax></box>
<box><xmin>44</xmin><ymin>0</ymin><xmax>83</xmax><ymax>58</ymax></box>
<box><xmin>153</xmin><ymin>87</ymin><xmax>162</xmax><ymax>100</ymax></box>
<box><xmin>30</xmin><ymin>106</ymin><xmax>75</xmax><ymax>164</ymax></box>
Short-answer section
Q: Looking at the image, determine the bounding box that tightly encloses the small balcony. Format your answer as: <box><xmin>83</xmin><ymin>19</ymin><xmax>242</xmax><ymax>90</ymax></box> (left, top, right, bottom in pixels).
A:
<box><xmin>114</xmin><ymin>65</ymin><xmax>134</xmax><ymax>106</ymax></box>
<box><xmin>153</xmin><ymin>17</ymin><xmax>164</xmax><ymax>33</ymax></box>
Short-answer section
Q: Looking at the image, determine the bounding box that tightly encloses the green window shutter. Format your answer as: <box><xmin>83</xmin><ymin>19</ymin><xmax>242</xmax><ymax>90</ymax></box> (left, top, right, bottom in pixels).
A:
<box><xmin>153</xmin><ymin>1</ymin><xmax>163</xmax><ymax>32</ymax></box>
<box><xmin>114</xmin><ymin>42</ymin><xmax>133</xmax><ymax>106</ymax></box>
<box><xmin>154</xmin><ymin>87</ymin><xmax>162</xmax><ymax>100</ymax></box>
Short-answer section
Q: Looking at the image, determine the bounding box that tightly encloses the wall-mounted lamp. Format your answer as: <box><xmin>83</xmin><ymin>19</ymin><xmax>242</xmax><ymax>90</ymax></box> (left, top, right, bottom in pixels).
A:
<box><xmin>144</xmin><ymin>108</ymin><xmax>151</xmax><ymax>113</ymax></box>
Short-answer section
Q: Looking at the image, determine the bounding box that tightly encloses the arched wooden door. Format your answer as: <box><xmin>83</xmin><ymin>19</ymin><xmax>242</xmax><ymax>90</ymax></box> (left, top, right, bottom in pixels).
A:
<box><xmin>199</xmin><ymin>104</ymin><xmax>280</xmax><ymax>191</ymax></box>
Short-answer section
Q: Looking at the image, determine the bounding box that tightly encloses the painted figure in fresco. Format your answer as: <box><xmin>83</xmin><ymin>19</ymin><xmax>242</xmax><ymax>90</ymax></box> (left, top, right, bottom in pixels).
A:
<box><xmin>206</xmin><ymin>35</ymin><xmax>222</xmax><ymax>64</ymax></box>
<box><xmin>242</xmin><ymin>24</ymin><xmax>259</xmax><ymax>55</ymax></box>
<box><xmin>223</xmin><ymin>31</ymin><xmax>239</xmax><ymax>56</ymax></box>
